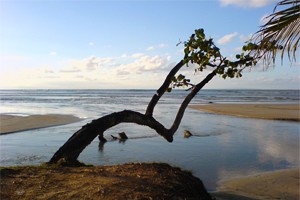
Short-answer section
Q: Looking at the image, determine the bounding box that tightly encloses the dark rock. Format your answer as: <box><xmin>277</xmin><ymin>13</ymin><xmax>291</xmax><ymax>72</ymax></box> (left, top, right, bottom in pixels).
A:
<box><xmin>183</xmin><ymin>130</ymin><xmax>193</xmax><ymax>138</ymax></box>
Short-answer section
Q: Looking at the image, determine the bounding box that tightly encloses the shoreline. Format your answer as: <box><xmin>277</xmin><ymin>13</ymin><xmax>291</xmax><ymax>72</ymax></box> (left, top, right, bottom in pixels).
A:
<box><xmin>214</xmin><ymin>167</ymin><xmax>300</xmax><ymax>200</ymax></box>
<box><xmin>189</xmin><ymin>103</ymin><xmax>300</xmax><ymax>122</ymax></box>
<box><xmin>0</xmin><ymin>114</ymin><xmax>82</xmax><ymax>135</ymax></box>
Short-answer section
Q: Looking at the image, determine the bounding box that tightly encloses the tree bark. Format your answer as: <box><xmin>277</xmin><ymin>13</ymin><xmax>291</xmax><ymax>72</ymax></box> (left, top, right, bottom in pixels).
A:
<box><xmin>48</xmin><ymin>110</ymin><xmax>172</xmax><ymax>164</ymax></box>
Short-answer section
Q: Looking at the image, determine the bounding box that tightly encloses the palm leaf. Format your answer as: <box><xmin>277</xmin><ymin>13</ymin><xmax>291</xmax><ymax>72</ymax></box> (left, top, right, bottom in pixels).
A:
<box><xmin>252</xmin><ymin>0</ymin><xmax>300</xmax><ymax>65</ymax></box>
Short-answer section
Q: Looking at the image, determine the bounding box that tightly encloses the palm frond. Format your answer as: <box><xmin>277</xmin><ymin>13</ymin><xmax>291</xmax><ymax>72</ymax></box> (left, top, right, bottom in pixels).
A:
<box><xmin>252</xmin><ymin>0</ymin><xmax>300</xmax><ymax>65</ymax></box>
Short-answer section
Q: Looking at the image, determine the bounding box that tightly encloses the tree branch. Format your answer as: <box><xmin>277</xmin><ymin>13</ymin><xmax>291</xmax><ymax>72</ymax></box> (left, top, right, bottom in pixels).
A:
<box><xmin>145</xmin><ymin>60</ymin><xmax>184</xmax><ymax>116</ymax></box>
<box><xmin>168</xmin><ymin>70</ymin><xmax>217</xmax><ymax>134</ymax></box>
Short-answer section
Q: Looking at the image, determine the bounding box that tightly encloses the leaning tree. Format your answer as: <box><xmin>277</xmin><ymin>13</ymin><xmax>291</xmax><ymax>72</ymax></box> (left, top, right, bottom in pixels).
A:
<box><xmin>48</xmin><ymin>0</ymin><xmax>299</xmax><ymax>166</ymax></box>
<box><xmin>48</xmin><ymin>28</ymin><xmax>260</xmax><ymax>164</ymax></box>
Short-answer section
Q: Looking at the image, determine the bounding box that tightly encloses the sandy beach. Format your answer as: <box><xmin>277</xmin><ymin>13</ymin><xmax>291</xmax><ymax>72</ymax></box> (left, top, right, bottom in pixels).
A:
<box><xmin>215</xmin><ymin>168</ymin><xmax>300</xmax><ymax>200</ymax></box>
<box><xmin>0</xmin><ymin>114</ymin><xmax>81</xmax><ymax>135</ymax></box>
<box><xmin>189</xmin><ymin>104</ymin><xmax>300</xmax><ymax>121</ymax></box>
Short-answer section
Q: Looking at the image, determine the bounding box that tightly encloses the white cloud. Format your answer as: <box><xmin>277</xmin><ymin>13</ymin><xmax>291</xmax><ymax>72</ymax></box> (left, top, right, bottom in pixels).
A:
<box><xmin>158</xmin><ymin>43</ymin><xmax>168</xmax><ymax>48</ymax></box>
<box><xmin>146</xmin><ymin>43</ymin><xmax>168</xmax><ymax>51</ymax></box>
<box><xmin>49</xmin><ymin>51</ymin><xmax>57</xmax><ymax>56</ymax></box>
<box><xmin>114</xmin><ymin>55</ymin><xmax>169</xmax><ymax>75</ymax></box>
<box><xmin>45</xmin><ymin>70</ymin><xmax>55</xmax><ymax>73</ymax></box>
<box><xmin>120</xmin><ymin>54</ymin><xmax>128</xmax><ymax>58</ymax></box>
<box><xmin>1</xmin><ymin>51</ymin><xmax>298</xmax><ymax>89</ymax></box>
<box><xmin>88</xmin><ymin>42</ymin><xmax>94</xmax><ymax>46</ymax></box>
<box><xmin>60</xmin><ymin>67</ymin><xmax>81</xmax><ymax>73</ymax></box>
<box><xmin>146</xmin><ymin>46</ymin><xmax>155</xmax><ymax>51</ymax></box>
<box><xmin>219</xmin><ymin>0</ymin><xmax>277</xmax><ymax>8</ymax></box>
<box><xmin>65</xmin><ymin>56</ymin><xmax>114</xmax><ymax>72</ymax></box>
<box><xmin>0</xmin><ymin>53</ymin><xmax>171</xmax><ymax>89</ymax></box>
<box><xmin>32</xmin><ymin>53</ymin><xmax>171</xmax><ymax>88</ymax></box>
<box><xmin>131</xmin><ymin>53</ymin><xmax>145</xmax><ymax>59</ymax></box>
<box><xmin>86</xmin><ymin>56</ymin><xmax>99</xmax><ymax>71</ymax></box>
<box><xmin>217</xmin><ymin>32</ymin><xmax>238</xmax><ymax>45</ymax></box>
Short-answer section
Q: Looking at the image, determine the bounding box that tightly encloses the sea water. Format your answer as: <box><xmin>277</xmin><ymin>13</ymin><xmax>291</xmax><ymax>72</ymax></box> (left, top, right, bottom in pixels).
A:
<box><xmin>0</xmin><ymin>89</ymin><xmax>299</xmax><ymax>190</ymax></box>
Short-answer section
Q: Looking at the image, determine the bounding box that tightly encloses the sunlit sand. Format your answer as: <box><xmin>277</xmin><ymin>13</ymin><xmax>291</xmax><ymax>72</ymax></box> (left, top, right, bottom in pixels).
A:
<box><xmin>0</xmin><ymin>114</ymin><xmax>81</xmax><ymax>135</ymax></box>
<box><xmin>215</xmin><ymin>168</ymin><xmax>299</xmax><ymax>200</ymax></box>
<box><xmin>189</xmin><ymin>104</ymin><xmax>300</xmax><ymax>121</ymax></box>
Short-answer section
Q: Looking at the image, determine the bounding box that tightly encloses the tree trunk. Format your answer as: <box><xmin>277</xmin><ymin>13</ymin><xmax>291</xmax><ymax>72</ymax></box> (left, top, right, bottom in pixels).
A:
<box><xmin>48</xmin><ymin>110</ymin><xmax>172</xmax><ymax>164</ymax></box>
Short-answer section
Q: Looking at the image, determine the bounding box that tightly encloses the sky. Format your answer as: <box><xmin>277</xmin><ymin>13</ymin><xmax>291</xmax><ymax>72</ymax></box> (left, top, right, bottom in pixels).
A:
<box><xmin>0</xmin><ymin>0</ymin><xmax>299</xmax><ymax>89</ymax></box>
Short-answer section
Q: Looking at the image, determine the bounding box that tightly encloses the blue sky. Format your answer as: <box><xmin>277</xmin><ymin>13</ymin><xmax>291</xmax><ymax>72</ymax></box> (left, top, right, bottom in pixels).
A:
<box><xmin>0</xmin><ymin>0</ymin><xmax>299</xmax><ymax>89</ymax></box>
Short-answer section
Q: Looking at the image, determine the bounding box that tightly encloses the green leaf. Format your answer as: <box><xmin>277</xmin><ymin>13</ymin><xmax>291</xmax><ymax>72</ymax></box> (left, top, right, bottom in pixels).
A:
<box><xmin>171</xmin><ymin>76</ymin><xmax>177</xmax><ymax>82</ymax></box>
<box><xmin>183</xmin><ymin>57</ymin><xmax>189</xmax><ymax>64</ymax></box>
<box><xmin>177</xmin><ymin>74</ymin><xmax>185</xmax><ymax>81</ymax></box>
<box><xmin>184</xmin><ymin>48</ymin><xmax>189</xmax><ymax>55</ymax></box>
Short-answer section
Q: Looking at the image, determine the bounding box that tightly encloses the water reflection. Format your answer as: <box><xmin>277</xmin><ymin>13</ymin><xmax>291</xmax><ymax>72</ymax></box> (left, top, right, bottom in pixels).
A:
<box><xmin>255</xmin><ymin>124</ymin><xmax>299</xmax><ymax>166</ymax></box>
<box><xmin>98</xmin><ymin>141</ymin><xmax>106</xmax><ymax>152</ymax></box>
<box><xmin>215</xmin><ymin>119</ymin><xmax>299</xmax><ymax>188</ymax></box>
<box><xmin>98</xmin><ymin>138</ymin><xmax>127</xmax><ymax>153</ymax></box>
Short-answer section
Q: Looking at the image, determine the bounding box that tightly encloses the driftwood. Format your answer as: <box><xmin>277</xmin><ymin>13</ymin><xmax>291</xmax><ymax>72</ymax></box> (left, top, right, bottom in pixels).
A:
<box><xmin>118</xmin><ymin>132</ymin><xmax>128</xmax><ymax>140</ymax></box>
<box><xmin>111</xmin><ymin>135</ymin><xmax>118</xmax><ymax>140</ymax></box>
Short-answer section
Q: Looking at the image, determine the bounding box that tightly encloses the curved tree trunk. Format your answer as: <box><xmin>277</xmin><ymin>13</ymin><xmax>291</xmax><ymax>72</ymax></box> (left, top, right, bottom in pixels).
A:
<box><xmin>48</xmin><ymin>110</ymin><xmax>172</xmax><ymax>164</ymax></box>
<box><xmin>48</xmin><ymin>64</ymin><xmax>217</xmax><ymax>164</ymax></box>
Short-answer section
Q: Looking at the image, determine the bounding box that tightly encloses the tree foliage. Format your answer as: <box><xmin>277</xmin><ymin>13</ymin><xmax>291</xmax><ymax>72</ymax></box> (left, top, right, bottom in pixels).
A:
<box><xmin>169</xmin><ymin>28</ymin><xmax>258</xmax><ymax>91</ymax></box>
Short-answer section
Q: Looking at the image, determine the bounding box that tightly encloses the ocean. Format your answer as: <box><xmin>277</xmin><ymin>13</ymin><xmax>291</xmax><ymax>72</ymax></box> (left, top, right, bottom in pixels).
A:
<box><xmin>0</xmin><ymin>89</ymin><xmax>299</xmax><ymax>191</ymax></box>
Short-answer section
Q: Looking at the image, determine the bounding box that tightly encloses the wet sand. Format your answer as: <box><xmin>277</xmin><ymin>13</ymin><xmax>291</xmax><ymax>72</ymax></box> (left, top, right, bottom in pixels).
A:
<box><xmin>215</xmin><ymin>168</ymin><xmax>299</xmax><ymax>200</ymax></box>
<box><xmin>189</xmin><ymin>104</ymin><xmax>300</xmax><ymax>121</ymax></box>
<box><xmin>0</xmin><ymin>114</ymin><xmax>81</xmax><ymax>135</ymax></box>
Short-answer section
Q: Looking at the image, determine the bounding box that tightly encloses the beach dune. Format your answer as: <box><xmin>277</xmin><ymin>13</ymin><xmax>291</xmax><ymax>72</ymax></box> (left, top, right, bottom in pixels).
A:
<box><xmin>0</xmin><ymin>114</ymin><xmax>81</xmax><ymax>135</ymax></box>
